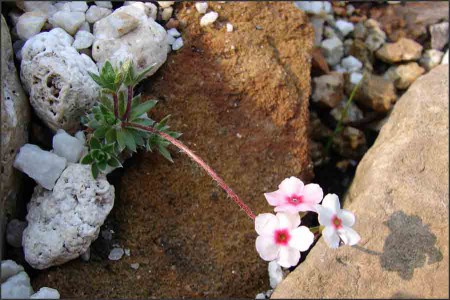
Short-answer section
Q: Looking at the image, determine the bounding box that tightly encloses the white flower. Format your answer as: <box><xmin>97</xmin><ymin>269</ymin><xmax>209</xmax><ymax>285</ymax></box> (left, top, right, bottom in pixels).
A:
<box><xmin>316</xmin><ymin>194</ymin><xmax>360</xmax><ymax>248</ymax></box>
<box><xmin>255</xmin><ymin>212</ymin><xmax>314</xmax><ymax>268</ymax></box>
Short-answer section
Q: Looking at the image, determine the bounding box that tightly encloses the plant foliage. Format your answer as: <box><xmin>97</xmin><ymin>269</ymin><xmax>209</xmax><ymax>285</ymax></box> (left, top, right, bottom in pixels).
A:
<box><xmin>81</xmin><ymin>60</ymin><xmax>181</xmax><ymax>178</ymax></box>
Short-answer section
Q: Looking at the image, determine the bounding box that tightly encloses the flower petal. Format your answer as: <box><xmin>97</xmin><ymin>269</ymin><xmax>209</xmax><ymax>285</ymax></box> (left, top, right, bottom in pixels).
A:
<box><xmin>279</xmin><ymin>176</ymin><xmax>304</xmax><ymax>197</ymax></box>
<box><xmin>322</xmin><ymin>193</ymin><xmax>341</xmax><ymax>213</ymax></box>
<box><xmin>264</xmin><ymin>190</ymin><xmax>286</xmax><ymax>206</ymax></box>
<box><xmin>322</xmin><ymin>226</ymin><xmax>340</xmax><ymax>249</ymax></box>
<box><xmin>316</xmin><ymin>204</ymin><xmax>333</xmax><ymax>226</ymax></box>
<box><xmin>289</xmin><ymin>226</ymin><xmax>314</xmax><ymax>252</ymax></box>
<box><xmin>338</xmin><ymin>226</ymin><xmax>361</xmax><ymax>246</ymax></box>
<box><xmin>338</xmin><ymin>209</ymin><xmax>355</xmax><ymax>227</ymax></box>
<box><xmin>255</xmin><ymin>213</ymin><xmax>278</xmax><ymax>237</ymax></box>
<box><xmin>276</xmin><ymin>212</ymin><xmax>300</xmax><ymax>230</ymax></box>
<box><xmin>276</xmin><ymin>246</ymin><xmax>300</xmax><ymax>268</ymax></box>
<box><xmin>302</xmin><ymin>183</ymin><xmax>324</xmax><ymax>204</ymax></box>
<box><xmin>274</xmin><ymin>204</ymin><xmax>301</xmax><ymax>214</ymax></box>
<box><xmin>296</xmin><ymin>203</ymin><xmax>318</xmax><ymax>213</ymax></box>
<box><xmin>256</xmin><ymin>236</ymin><xmax>279</xmax><ymax>261</ymax></box>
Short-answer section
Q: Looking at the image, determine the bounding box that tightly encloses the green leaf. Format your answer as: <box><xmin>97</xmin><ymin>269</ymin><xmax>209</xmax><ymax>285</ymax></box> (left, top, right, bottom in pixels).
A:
<box><xmin>133</xmin><ymin>117</ymin><xmax>155</xmax><ymax>127</ymax></box>
<box><xmin>102</xmin><ymin>143</ymin><xmax>116</xmax><ymax>154</ymax></box>
<box><xmin>155</xmin><ymin>115</ymin><xmax>171</xmax><ymax>130</ymax></box>
<box><xmin>168</xmin><ymin>131</ymin><xmax>182</xmax><ymax>139</ymax></box>
<box><xmin>91</xmin><ymin>164</ymin><xmax>100</xmax><ymax>179</ymax></box>
<box><xmin>97</xmin><ymin>161</ymin><xmax>108</xmax><ymax>171</ymax></box>
<box><xmin>90</xmin><ymin>137</ymin><xmax>102</xmax><ymax>149</ymax></box>
<box><xmin>80</xmin><ymin>154</ymin><xmax>94</xmax><ymax>164</ymax></box>
<box><xmin>108</xmin><ymin>156</ymin><xmax>122</xmax><ymax>168</ymax></box>
<box><xmin>158</xmin><ymin>145</ymin><xmax>173</xmax><ymax>163</ymax></box>
<box><xmin>123</xmin><ymin>129</ymin><xmax>137</xmax><ymax>152</ymax></box>
<box><xmin>116</xmin><ymin>129</ymin><xmax>127</xmax><ymax>151</ymax></box>
<box><xmin>105</xmin><ymin>128</ymin><xmax>117</xmax><ymax>144</ymax></box>
<box><xmin>100</xmin><ymin>94</ymin><xmax>114</xmax><ymax>111</ymax></box>
<box><xmin>131</xmin><ymin>94</ymin><xmax>141</xmax><ymax>109</ymax></box>
<box><xmin>134</xmin><ymin>63</ymin><xmax>155</xmax><ymax>85</ymax></box>
<box><xmin>122</xmin><ymin>60</ymin><xmax>135</xmax><ymax>86</ymax></box>
<box><xmin>130</xmin><ymin>100</ymin><xmax>158</xmax><ymax>120</ymax></box>
<box><xmin>93</xmin><ymin>126</ymin><xmax>108</xmax><ymax>139</ymax></box>
<box><xmin>88</xmin><ymin>72</ymin><xmax>103</xmax><ymax>87</ymax></box>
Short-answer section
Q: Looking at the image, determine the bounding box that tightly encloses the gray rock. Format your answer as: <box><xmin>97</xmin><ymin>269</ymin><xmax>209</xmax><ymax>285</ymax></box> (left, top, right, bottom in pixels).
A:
<box><xmin>95</xmin><ymin>1</ymin><xmax>113</xmax><ymax>9</ymax></box>
<box><xmin>272</xmin><ymin>65</ymin><xmax>449</xmax><ymax>299</ymax></box>
<box><xmin>13</xmin><ymin>144</ymin><xmax>67</xmax><ymax>190</ymax></box>
<box><xmin>312</xmin><ymin>72</ymin><xmax>344</xmax><ymax>108</ymax></box>
<box><xmin>384</xmin><ymin>62</ymin><xmax>425</xmax><ymax>90</ymax></box>
<box><xmin>353</xmin><ymin>22</ymin><xmax>367</xmax><ymax>40</ymax></box>
<box><xmin>1</xmin><ymin>15</ymin><xmax>30</xmax><ymax>222</ymax></box>
<box><xmin>23</xmin><ymin>164</ymin><xmax>115</xmax><ymax>269</ymax></box>
<box><xmin>130</xmin><ymin>263</ymin><xmax>140</xmax><ymax>270</ymax></box>
<box><xmin>109</xmin><ymin>247</ymin><xmax>125</xmax><ymax>261</ymax></box>
<box><xmin>364</xmin><ymin>19</ymin><xmax>386</xmax><ymax>52</ymax></box>
<box><xmin>420</xmin><ymin>49</ymin><xmax>444</xmax><ymax>71</ymax></box>
<box><xmin>294</xmin><ymin>1</ymin><xmax>332</xmax><ymax>15</ymax></box>
<box><xmin>330</xmin><ymin>99</ymin><xmax>364</xmax><ymax>124</ymax></box>
<box><xmin>6</xmin><ymin>219</ymin><xmax>27</xmax><ymax>248</ymax></box>
<box><xmin>335</xmin><ymin>19</ymin><xmax>354</xmax><ymax>37</ymax></box>
<box><xmin>321</xmin><ymin>37</ymin><xmax>344</xmax><ymax>66</ymax></box>
<box><xmin>430</xmin><ymin>22</ymin><xmax>449</xmax><ymax>51</ymax></box>
<box><xmin>310</xmin><ymin>17</ymin><xmax>325</xmax><ymax>46</ymax></box>
<box><xmin>341</xmin><ymin>55</ymin><xmax>362</xmax><ymax>72</ymax></box>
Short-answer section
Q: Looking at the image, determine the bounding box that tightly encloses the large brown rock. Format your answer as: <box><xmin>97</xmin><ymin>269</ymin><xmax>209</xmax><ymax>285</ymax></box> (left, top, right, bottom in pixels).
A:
<box><xmin>1</xmin><ymin>15</ymin><xmax>30</xmax><ymax>243</ymax></box>
<box><xmin>32</xmin><ymin>2</ymin><xmax>314</xmax><ymax>298</ymax></box>
<box><xmin>272</xmin><ymin>65</ymin><xmax>449</xmax><ymax>299</ymax></box>
<box><xmin>376</xmin><ymin>38</ymin><xmax>423</xmax><ymax>64</ymax></box>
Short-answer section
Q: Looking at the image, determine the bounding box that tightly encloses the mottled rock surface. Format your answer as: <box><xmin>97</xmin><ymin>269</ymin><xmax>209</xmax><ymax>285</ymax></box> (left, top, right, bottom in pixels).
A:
<box><xmin>272</xmin><ymin>65</ymin><xmax>449</xmax><ymax>299</ymax></box>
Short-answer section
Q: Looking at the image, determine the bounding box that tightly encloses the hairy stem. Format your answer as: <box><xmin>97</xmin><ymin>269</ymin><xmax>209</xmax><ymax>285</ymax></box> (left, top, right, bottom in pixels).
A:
<box><xmin>123</xmin><ymin>122</ymin><xmax>256</xmax><ymax>220</ymax></box>
<box><xmin>122</xmin><ymin>86</ymin><xmax>133</xmax><ymax>121</ymax></box>
<box><xmin>113</xmin><ymin>93</ymin><xmax>119</xmax><ymax>119</ymax></box>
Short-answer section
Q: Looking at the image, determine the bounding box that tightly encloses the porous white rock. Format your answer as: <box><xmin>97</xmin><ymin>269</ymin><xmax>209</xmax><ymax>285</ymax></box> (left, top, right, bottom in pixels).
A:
<box><xmin>23</xmin><ymin>1</ymin><xmax>57</xmax><ymax>16</ymax></box>
<box><xmin>92</xmin><ymin>5</ymin><xmax>167</xmax><ymax>78</ymax></box>
<box><xmin>95</xmin><ymin>1</ymin><xmax>113</xmax><ymax>9</ymax></box>
<box><xmin>23</xmin><ymin>164</ymin><xmax>115</xmax><ymax>269</ymax></box>
<box><xmin>294</xmin><ymin>1</ymin><xmax>332</xmax><ymax>15</ymax></box>
<box><xmin>195</xmin><ymin>2</ymin><xmax>208</xmax><ymax>14</ymax></box>
<box><xmin>52</xmin><ymin>129</ymin><xmax>85</xmax><ymax>162</ymax></box>
<box><xmin>20</xmin><ymin>29</ymin><xmax>99</xmax><ymax>132</ymax></box>
<box><xmin>321</xmin><ymin>37</ymin><xmax>344</xmax><ymax>66</ymax></box>
<box><xmin>172</xmin><ymin>37</ymin><xmax>183</xmax><ymax>51</ymax></box>
<box><xmin>13</xmin><ymin>144</ymin><xmax>67</xmax><ymax>190</ymax></box>
<box><xmin>1</xmin><ymin>260</ymin><xmax>24</xmax><ymax>283</ymax></box>
<box><xmin>72</xmin><ymin>30</ymin><xmax>94</xmax><ymax>50</ymax></box>
<box><xmin>145</xmin><ymin>2</ymin><xmax>158</xmax><ymax>20</ymax></box>
<box><xmin>200</xmin><ymin>11</ymin><xmax>218</xmax><ymax>27</ymax></box>
<box><xmin>335</xmin><ymin>19</ymin><xmax>354</xmax><ymax>37</ymax></box>
<box><xmin>1</xmin><ymin>271</ymin><xmax>34</xmax><ymax>299</ymax></box>
<box><xmin>226</xmin><ymin>23</ymin><xmax>233</xmax><ymax>32</ymax></box>
<box><xmin>419</xmin><ymin>49</ymin><xmax>444</xmax><ymax>71</ymax></box>
<box><xmin>30</xmin><ymin>287</ymin><xmax>60</xmax><ymax>299</ymax></box>
<box><xmin>16</xmin><ymin>12</ymin><xmax>47</xmax><ymax>40</ymax></box>
<box><xmin>161</xmin><ymin>7</ymin><xmax>173</xmax><ymax>21</ymax></box>
<box><xmin>48</xmin><ymin>11</ymin><xmax>85</xmax><ymax>35</ymax></box>
<box><xmin>85</xmin><ymin>5</ymin><xmax>112</xmax><ymax>24</ymax></box>
<box><xmin>69</xmin><ymin>1</ymin><xmax>89</xmax><ymax>12</ymax></box>
<box><xmin>341</xmin><ymin>55</ymin><xmax>363</xmax><ymax>72</ymax></box>
<box><xmin>6</xmin><ymin>219</ymin><xmax>27</xmax><ymax>248</ymax></box>
<box><xmin>167</xmin><ymin>28</ymin><xmax>181</xmax><ymax>37</ymax></box>
<box><xmin>268</xmin><ymin>261</ymin><xmax>283</xmax><ymax>289</ymax></box>
<box><xmin>109</xmin><ymin>247</ymin><xmax>125</xmax><ymax>260</ymax></box>
<box><xmin>158</xmin><ymin>1</ymin><xmax>175</xmax><ymax>8</ymax></box>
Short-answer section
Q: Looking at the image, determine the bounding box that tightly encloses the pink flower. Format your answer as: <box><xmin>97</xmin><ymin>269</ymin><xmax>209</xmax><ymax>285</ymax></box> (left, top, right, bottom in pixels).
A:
<box><xmin>316</xmin><ymin>194</ymin><xmax>361</xmax><ymax>249</ymax></box>
<box><xmin>255</xmin><ymin>212</ymin><xmax>314</xmax><ymax>268</ymax></box>
<box><xmin>264</xmin><ymin>176</ymin><xmax>324</xmax><ymax>213</ymax></box>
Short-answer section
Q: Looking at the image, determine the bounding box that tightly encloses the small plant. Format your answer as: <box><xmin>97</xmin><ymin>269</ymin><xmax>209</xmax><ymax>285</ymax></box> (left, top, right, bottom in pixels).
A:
<box><xmin>81</xmin><ymin>61</ymin><xmax>180</xmax><ymax>178</ymax></box>
<box><xmin>82</xmin><ymin>59</ymin><xmax>360</xmax><ymax>271</ymax></box>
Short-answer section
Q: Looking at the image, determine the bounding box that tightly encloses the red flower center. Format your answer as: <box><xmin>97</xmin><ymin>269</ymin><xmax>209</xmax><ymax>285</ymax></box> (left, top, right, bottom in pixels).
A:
<box><xmin>274</xmin><ymin>229</ymin><xmax>291</xmax><ymax>246</ymax></box>
<box><xmin>287</xmin><ymin>194</ymin><xmax>303</xmax><ymax>206</ymax></box>
<box><xmin>332</xmin><ymin>215</ymin><xmax>342</xmax><ymax>229</ymax></box>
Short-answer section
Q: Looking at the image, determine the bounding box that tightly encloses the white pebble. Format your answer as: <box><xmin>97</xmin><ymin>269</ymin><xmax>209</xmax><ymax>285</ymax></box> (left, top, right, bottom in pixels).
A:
<box><xmin>124</xmin><ymin>248</ymin><xmax>131</xmax><ymax>256</ymax></box>
<box><xmin>335</xmin><ymin>19</ymin><xmax>354</xmax><ymax>37</ymax></box>
<box><xmin>130</xmin><ymin>263</ymin><xmax>140</xmax><ymax>270</ymax></box>
<box><xmin>85</xmin><ymin>5</ymin><xmax>112</xmax><ymax>24</ymax></box>
<box><xmin>69</xmin><ymin>1</ymin><xmax>89</xmax><ymax>12</ymax></box>
<box><xmin>158</xmin><ymin>1</ymin><xmax>175</xmax><ymax>8</ymax></box>
<box><xmin>16</xmin><ymin>12</ymin><xmax>47</xmax><ymax>40</ymax></box>
<box><xmin>52</xmin><ymin>129</ymin><xmax>85</xmax><ymax>162</ymax></box>
<box><xmin>161</xmin><ymin>7</ymin><xmax>173</xmax><ymax>21</ymax></box>
<box><xmin>167</xmin><ymin>28</ymin><xmax>181</xmax><ymax>37</ymax></box>
<box><xmin>30</xmin><ymin>287</ymin><xmax>60</xmax><ymax>299</ymax></box>
<box><xmin>268</xmin><ymin>261</ymin><xmax>283</xmax><ymax>289</ymax></box>
<box><xmin>350</xmin><ymin>72</ymin><xmax>363</xmax><ymax>85</ymax></box>
<box><xmin>166</xmin><ymin>34</ymin><xmax>176</xmax><ymax>45</ymax></box>
<box><xmin>341</xmin><ymin>55</ymin><xmax>362</xmax><ymax>72</ymax></box>
<box><xmin>108</xmin><ymin>248</ymin><xmax>125</xmax><ymax>261</ymax></box>
<box><xmin>73</xmin><ymin>30</ymin><xmax>95</xmax><ymax>50</ymax></box>
<box><xmin>195</xmin><ymin>2</ymin><xmax>208</xmax><ymax>14</ymax></box>
<box><xmin>95</xmin><ymin>1</ymin><xmax>113</xmax><ymax>9</ymax></box>
<box><xmin>255</xmin><ymin>293</ymin><xmax>266</xmax><ymax>299</ymax></box>
<box><xmin>226</xmin><ymin>23</ymin><xmax>233</xmax><ymax>32</ymax></box>
<box><xmin>442</xmin><ymin>50</ymin><xmax>449</xmax><ymax>65</ymax></box>
<box><xmin>200</xmin><ymin>11</ymin><xmax>218</xmax><ymax>27</ymax></box>
<box><xmin>1</xmin><ymin>260</ymin><xmax>24</xmax><ymax>283</ymax></box>
<box><xmin>172</xmin><ymin>37</ymin><xmax>184</xmax><ymax>51</ymax></box>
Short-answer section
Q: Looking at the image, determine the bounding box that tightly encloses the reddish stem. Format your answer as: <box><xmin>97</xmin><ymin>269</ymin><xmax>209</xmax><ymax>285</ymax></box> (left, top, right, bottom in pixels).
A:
<box><xmin>123</xmin><ymin>122</ymin><xmax>256</xmax><ymax>220</ymax></box>
<box><xmin>113</xmin><ymin>93</ymin><xmax>119</xmax><ymax>118</ymax></box>
<box><xmin>122</xmin><ymin>86</ymin><xmax>133</xmax><ymax>121</ymax></box>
